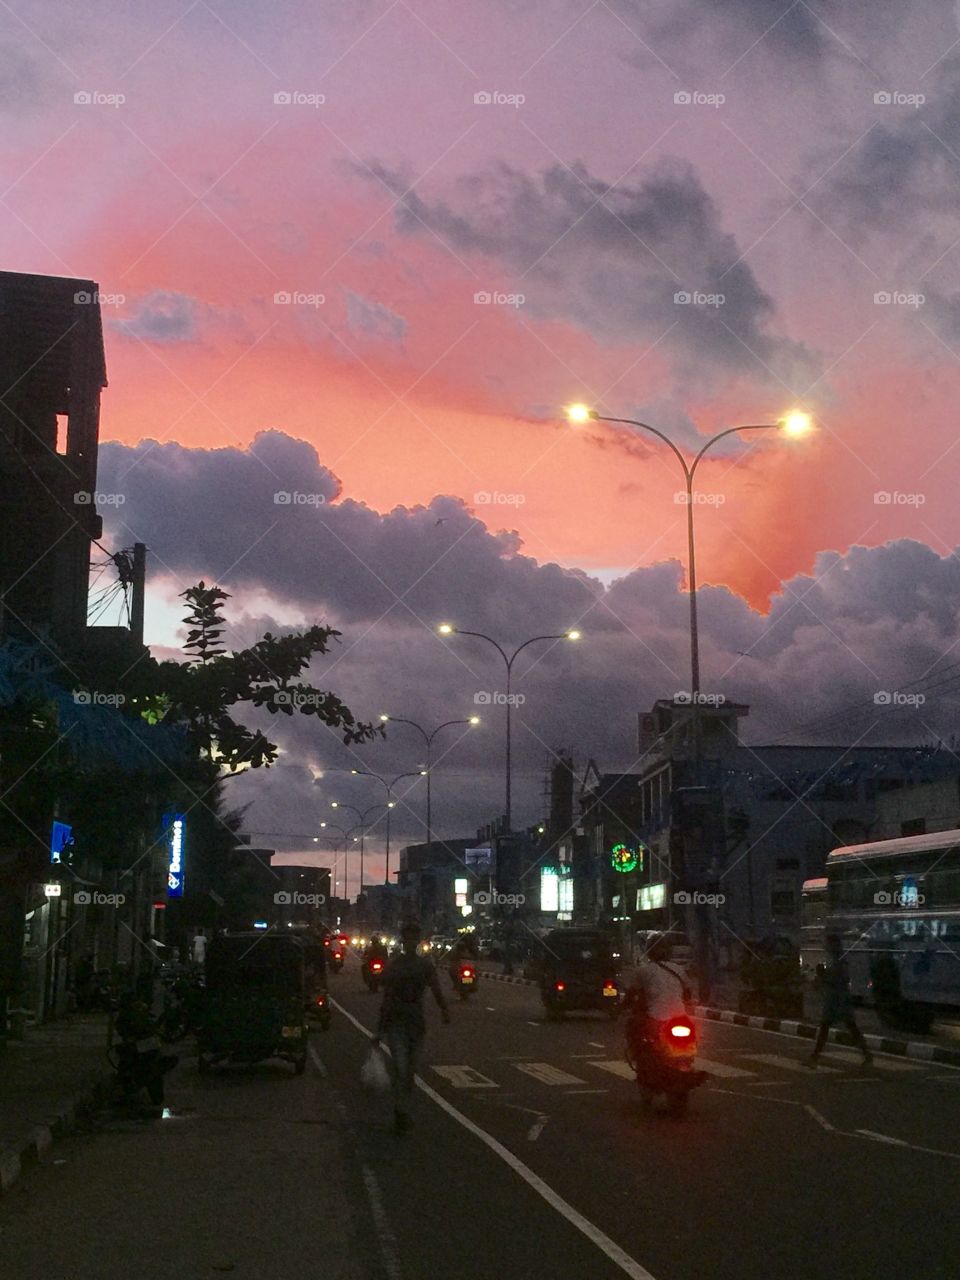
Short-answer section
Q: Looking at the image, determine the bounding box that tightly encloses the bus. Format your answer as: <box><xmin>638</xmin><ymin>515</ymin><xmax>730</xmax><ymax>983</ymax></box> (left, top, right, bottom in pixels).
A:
<box><xmin>818</xmin><ymin>828</ymin><xmax>960</xmax><ymax>1030</ymax></box>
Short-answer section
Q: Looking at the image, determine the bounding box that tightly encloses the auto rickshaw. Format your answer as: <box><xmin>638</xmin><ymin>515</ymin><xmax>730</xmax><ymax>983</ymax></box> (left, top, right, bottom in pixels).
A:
<box><xmin>539</xmin><ymin>927</ymin><xmax>622</xmax><ymax>1020</ymax></box>
<box><xmin>297</xmin><ymin>935</ymin><xmax>332</xmax><ymax>1031</ymax></box>
<box><xmin>197</xmin><ymin>932</ymin><xmax>309</xmax><ymax>1075</ymax></box>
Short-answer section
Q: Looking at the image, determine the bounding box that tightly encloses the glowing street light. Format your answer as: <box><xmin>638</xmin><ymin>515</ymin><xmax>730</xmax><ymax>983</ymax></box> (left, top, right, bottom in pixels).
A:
<box><xmin>380</xmin><ymin>714</ymin><xmax>481</xmax><ymax>847</ymax></box>
<box><xmin>437</xmin><ymin>625</ymin><xmax>583</xmax><ymax>830</ymax></box>
<box><xmin>564</xmin><ymin>403</ymin><xmax>811</xmax><ymax>749</ymax></box>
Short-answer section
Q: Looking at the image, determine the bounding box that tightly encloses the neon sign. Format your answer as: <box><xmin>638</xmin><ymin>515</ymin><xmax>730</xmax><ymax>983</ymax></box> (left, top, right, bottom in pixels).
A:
<box><xmin>166</xmin><ymin>813</ymin><xmax>185</xmax><ymax>898</ymax></box>
<box><xmin>611</xmin><ymin>842</ymin><xmax>643</xmax><ymax>874</ymax></box>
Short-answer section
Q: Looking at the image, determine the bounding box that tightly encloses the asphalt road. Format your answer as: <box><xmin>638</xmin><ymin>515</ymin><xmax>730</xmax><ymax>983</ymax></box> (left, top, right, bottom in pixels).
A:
<box><xmin>4</xmin><ymin>957</ymin><xmax>959</xmax><ymax>1280</ymax></box>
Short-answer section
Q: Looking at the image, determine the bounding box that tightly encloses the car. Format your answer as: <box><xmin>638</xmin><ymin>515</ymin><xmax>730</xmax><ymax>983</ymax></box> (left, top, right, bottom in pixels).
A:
<box><xmin>539</xmin><ymin>927</ymin><xmax>621</xmax><ymax>1020</ymax></box>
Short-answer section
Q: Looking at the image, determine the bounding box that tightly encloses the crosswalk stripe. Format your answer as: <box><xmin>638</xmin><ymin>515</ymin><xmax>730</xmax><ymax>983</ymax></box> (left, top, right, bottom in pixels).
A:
<box><xmin>514</xmin><ymin>1062</ymin><xmax>586</xmax><ymax>1086</ymax></box>
<box><xmin>821</xmin><ymin>1049</ymin><xmax>923</xmax><ymax>1072</ymax></box>
<box><xmin>694</xmin><ymin>1057</ymin><xmax>756</xmax><ymax>1079</ymax></box>
<box><xmin>431</xmin><ymin>1065</ymin><xmax>499</xmax><ymax>1088</ymax></box>
<box><xmin>588</xmin><ymin>1060</ymin><xmax>635</xmax><ymax>1080</ymax></box>
<box><xmin>740</xmin><ymin>1053</ymin><xmax>839</xmax><ymax>1074</ymax></box>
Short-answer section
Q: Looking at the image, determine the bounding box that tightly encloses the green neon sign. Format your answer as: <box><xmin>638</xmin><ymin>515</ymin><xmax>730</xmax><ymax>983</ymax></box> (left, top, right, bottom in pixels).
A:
<box><xmin>610</xmin><ymin>842</ymin><xmax>643</xmax><ymax>874</ymax></box>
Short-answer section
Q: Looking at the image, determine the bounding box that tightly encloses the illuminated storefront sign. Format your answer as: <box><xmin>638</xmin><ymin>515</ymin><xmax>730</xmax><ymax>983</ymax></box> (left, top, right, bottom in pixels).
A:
<box><xmin>541</xmin><ymin>867</ymin><xmax>559</xmax><ymax>912</ymax></box>
<box><xmin>51</xmin><ymin>821</ymin><xmax>73</xmax><ymax>864</ymax></box>
<box><xmin>637</xmin><ymin>882</ymin><xmax>666</xmax><ymax>912</ymax></box>
<box><xmin>166</xmin><ymin>813</ymin><xmax>185</xmax><ymax>898</ymax></box>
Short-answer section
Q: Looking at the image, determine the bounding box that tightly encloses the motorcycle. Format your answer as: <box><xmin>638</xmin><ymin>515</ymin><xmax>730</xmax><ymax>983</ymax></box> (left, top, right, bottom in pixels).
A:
<box><xmin>328</xmin><ymin>948</ymin><xmax>344</xmax><ymax>975</ymax></box>
<box><xmin>452</xmin><ymin>960</ymin><xmax>479</xmax><ymax>1001</ymax></box>
<box><xmin>363</xmin><ymin>955</ymin><xmax>386</xmax><ymax>992</ymax></box>
<box><xmin>625</xmin><ymin>1014</ymin><xmax>706</xmax><ymax>1117</ymax></box>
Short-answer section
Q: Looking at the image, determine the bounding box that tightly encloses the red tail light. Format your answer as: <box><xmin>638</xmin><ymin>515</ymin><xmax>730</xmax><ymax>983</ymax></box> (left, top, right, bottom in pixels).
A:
<box><xmin>555</xmin><ymin>981</ymin><xmax>566</xmax><ymax>992</ymax></box>
<box><xmin>371</xmin><ymin>961</ymin><xmax>383</xmax><ymax>972</ymax></box>
<box><xmin>665</xmin><ymin>1018</ymin><xmax>695</xmax><ymax>1043</ymax></box>
<box><xmin>333</xmin><ymin>951</ymin><xmax>342</xmax><ymax>960</ymax></box>
<box><xmin>669</xmin><ymin>1024</ymin><xmax>692</xmax><ymax>1038</ymax></box>
<box><xmin>460</xmin><ymin>966</ymin><xmax>473</xmax><ymax>978</ymax></box>
<box><xmin>316</xmin><ymin>996</ymin><xmax>326</xmax><ymax>1006</ymax></box>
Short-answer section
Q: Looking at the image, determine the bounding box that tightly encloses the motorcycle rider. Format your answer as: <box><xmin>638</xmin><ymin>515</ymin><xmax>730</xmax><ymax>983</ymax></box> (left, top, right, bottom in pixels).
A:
<box><xmin>367</xmin><ymin>934</ymin><xmax>389</xmax><ymax>965</ymax></box>
<box><xmin>447</xmin><ymin>932</ymin><xmax>478</xmax><ymax>988</ymax></box>
<box><xmin>624</xmin><ymin>935</ymin><xmax>691</xmax><ymax>1053</ymax></box>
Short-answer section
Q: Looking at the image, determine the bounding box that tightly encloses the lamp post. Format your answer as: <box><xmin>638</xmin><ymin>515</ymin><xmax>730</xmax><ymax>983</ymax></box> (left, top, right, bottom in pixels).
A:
<box><xmin>350</xmin><ymin>769</ymin><xmax>427</xmax><ymax>884</ymax></box>
<box><xmin>566</xmin><ymin>405</ymin><xmax>810</xmax><ymax>741</ymax></box>
<box><xmin>313</xmin><ymin>821</ymin><xmax>359</xmax><ymax>900</ymax></box>
<box><xmin>378</xmin><ymin>715</ymin><xmax>480</xmax><ymax>847</ymax></box>
<box><xmin>436</xmin><ymin>626</ymin><xmax>581</xmax><ymax>831</ymax></box>
<box><xmin>329</xmin><ymin>802</ymin><xmax>387</xmax><ymax>900</ymax></box>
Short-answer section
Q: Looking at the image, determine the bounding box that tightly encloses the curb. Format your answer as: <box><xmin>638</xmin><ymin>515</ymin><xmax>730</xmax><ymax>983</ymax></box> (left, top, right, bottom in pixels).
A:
<box><xmin>480</xmin><ymin>971</ymin><xmax>537</xmax><ymax>988</ymax></box>
<box><xmin>0</xmin><ymin>1072</ymin><xmax>112</xmax><ymax>1197</ymax></box>
<box><xmin>695</xmin><ymin>1005</ymin><xmax>960</xmax><ymax>1068</ymax></box>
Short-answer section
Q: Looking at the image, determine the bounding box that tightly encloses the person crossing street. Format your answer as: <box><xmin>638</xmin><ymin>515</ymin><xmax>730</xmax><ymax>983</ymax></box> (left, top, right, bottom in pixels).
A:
<box><xmin>375</xmin><ymin>922</ymin><xmax>450</xmax><ymax>1133</ymax></box>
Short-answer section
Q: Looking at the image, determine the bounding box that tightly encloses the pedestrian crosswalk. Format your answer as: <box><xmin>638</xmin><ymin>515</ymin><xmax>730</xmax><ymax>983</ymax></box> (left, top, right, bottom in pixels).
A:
<box><xmin>429</xmin><ymin>1050</ymin><xmax>931</xmax><ymax>1091</ymax></box>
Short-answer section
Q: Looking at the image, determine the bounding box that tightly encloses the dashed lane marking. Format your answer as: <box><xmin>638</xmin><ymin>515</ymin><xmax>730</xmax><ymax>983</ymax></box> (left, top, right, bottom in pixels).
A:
<box><xmin>514</xmin><ymin>1062</ymin><xmax>587</xmax><ymax>1086</ymax></box>
<box><xmin>431</xmin><ymin>1065</ymin><xmax>499</xmax><ymax>1089</ymax></box>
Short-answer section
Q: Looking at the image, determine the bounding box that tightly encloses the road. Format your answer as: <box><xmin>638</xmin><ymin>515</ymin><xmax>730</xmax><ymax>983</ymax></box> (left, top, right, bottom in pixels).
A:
<box><xmin>4</xmin><ymin>958</ymin><xmax>959</xmax><ymax>1279</ymax></box>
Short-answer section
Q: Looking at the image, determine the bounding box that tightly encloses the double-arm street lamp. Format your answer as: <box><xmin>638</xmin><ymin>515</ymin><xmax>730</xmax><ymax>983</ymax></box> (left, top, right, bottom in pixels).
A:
<box><xmin>379</xmin><ymin>714</ymin><xmax>480</xmax><ymax>848</ymax></box>
<box><xmin>313</xmin><ymin>821</ymin><xmax>361</xmax><ymax>899</ymax></box>
<box><xmin>436</xmin><ymin>625</ymin><xmax>581</xmax><ymax>831</ymax></box>
<box><xmin>566</xmin><ymin>404</ymin><xmax>811</xmax><ymax>715</ymax></box>
<box><xmin>348</xmin><ymin>770</ymin><xmax>427</xmax><ymax>885</ymax></box>
<box><xmin>329</xmin><ymin>801</ymin><xmax>388</xmax><ymax>898</ymax></box>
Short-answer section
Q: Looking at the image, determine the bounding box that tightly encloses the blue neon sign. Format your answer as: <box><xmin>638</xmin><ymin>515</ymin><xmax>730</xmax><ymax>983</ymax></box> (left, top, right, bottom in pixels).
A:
<box><xmin>51</xmin><ymin>821</ymin><xmax>73</xmax><ymax>864</ymax></box>
<box><xmin>166</xmin><ymin>813</ymin><xmax>185</xmax><ymax>898</ymax></box>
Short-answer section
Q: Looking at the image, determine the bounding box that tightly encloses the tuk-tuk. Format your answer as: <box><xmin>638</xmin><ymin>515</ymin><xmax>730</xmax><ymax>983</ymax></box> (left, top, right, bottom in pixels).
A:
<box><xmin>197</xmin><ymin>932</ymin><xmax>309</xmax><ymax>1075</ymax></box>
<box><xmin>539</xmin><ymin>927</ymin><xmax>621</xmax><ymax>1020</ymax></box>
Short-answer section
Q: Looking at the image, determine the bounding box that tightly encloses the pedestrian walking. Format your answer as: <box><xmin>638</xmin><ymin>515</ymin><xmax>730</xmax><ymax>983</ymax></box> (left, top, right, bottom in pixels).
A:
<box><xmin>808</xmin><ymin>934</ymin><xmax>873</xmax><ymax>1067</ymax></box>
<box><xmin>375</xmin><ymin>922</ymin><xmax>450</xmax><ymax>1133</ymax></box>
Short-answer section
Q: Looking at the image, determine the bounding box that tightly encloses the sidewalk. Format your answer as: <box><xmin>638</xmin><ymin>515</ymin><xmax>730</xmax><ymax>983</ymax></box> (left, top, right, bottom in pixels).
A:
<box><xmin>0</xmin><ymin>1013</ymin><xmax>113</xmax><ymax>1194</ymax></box>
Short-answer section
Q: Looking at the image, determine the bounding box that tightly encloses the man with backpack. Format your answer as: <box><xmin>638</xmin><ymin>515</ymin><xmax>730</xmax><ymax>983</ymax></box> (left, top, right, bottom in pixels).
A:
<box><xmin>623</xmin><ymin>935</ymin><xmax>691</xmax><ymax>1051</ymax></box>
<box><xmin>375</xmin><ymin>922</ymin><xmax>450</xmax><ymax>1133</ymax></box>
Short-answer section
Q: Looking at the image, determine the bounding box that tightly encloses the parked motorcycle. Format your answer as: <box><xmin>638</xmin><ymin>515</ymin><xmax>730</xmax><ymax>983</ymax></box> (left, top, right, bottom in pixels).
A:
<box><xmin>625</xmin><ymin>1014</ymin><xmax>706</xmax><ymax>1117</ymax></box>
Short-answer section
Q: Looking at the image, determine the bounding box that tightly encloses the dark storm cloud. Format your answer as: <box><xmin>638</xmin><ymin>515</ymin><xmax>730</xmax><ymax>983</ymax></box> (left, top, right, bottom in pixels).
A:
<box><xmin>365</xmin><ymin>159</ymin><xmax>818</xmax><ymax>391</ymax></box>
<box><xmin>112</xmin><ymin>291</ymin><xmax>205</xmax><ymax>344</ymax></box>
<box><xmin>822</xmin><ymin>85</ymin><xmax>960</xmax><ymax>231</ymax></box>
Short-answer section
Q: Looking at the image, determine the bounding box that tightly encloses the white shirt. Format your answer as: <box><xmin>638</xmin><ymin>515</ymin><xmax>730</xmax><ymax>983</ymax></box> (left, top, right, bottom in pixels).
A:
<box><xmin>636</xmin><ymin>960</ymin><xmax>688</xmax><ymax>1020</ymax></box>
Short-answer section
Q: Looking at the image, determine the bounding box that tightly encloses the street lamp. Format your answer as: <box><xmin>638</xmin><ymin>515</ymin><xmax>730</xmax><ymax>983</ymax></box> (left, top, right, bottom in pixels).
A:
<box><xmin>315</xmin><ymin>820</ymin><xmax>358</xmax><ymax>899</ymax></box>
<box><xmin>329</xmin><ymin>801</ymin><xmax>387</xmax><ymax>898</ymax></box>
<box><xmin>350</xmin><ymin>769</ymin><xmax>426</xmax><ymax>884</ymax></box>
<box><xmin>436</xmin><ymin>625</ymin><xmax>581</xmax><ymax>831</ymax></box>
<box><xmin>565</xmin><ymin>404</ymin><xmax>810</xmax><ymax>716</ymax></box>
<box><xmin>379</xmin><ymin>714</ymin><xmax>480</xmax><ymax>848</ymax></box>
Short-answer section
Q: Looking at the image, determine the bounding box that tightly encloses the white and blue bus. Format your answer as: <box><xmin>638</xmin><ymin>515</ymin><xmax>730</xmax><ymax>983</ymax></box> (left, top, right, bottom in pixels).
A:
<box><xmin>814</xmin><ymin>828</ymin><xmax>960</xmax><ymax>1031</ymax></box>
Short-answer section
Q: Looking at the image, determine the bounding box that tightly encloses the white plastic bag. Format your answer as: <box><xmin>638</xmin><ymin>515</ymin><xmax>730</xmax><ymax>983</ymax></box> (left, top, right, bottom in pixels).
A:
<box><xmin>360</xmin><ymin>1043</ymin><xmax>391</xmax><ymax>1093</ymax></box>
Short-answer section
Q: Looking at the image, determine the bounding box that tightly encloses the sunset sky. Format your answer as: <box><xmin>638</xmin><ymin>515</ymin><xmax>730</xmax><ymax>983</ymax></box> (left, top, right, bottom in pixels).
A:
<box><xmin>11</xmin><ymin>0</ymin><xmax>960</xmax><ymax>870</ymax></box>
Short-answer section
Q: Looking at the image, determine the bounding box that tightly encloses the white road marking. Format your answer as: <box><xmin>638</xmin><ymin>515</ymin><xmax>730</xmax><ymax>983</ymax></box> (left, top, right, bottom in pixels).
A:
<box><xmin>589</xmin><ymin>1060</ymin><xmax>635</xmax><ymax>1080</ymax></box>
<box><xmin>360</xmin><ymin>1164</ymin><xmax>404</xmax><ymax>1280</ymax></box>
<box><xmin>527</xmin><ymin>1021</ymin><xmax>541</xmax><ymax>1027</ymax></box>
<box><xmin>588</xmin><ymin>1042</ymin><xmax>605</xmax><ymax>1048</ymax></box>
<box><xmin>821</xmin><ymin>1049</ymin><xmax>923</xmax><ymax>1072</ymax></box>
<box><xmin>564</xmin><ymin>1089</ymin><xmax>608</xmax><ymax>1095</ymax></box>
<box><xmin>804</xmin><ymin>1105</ymin><xmax>835</xmax><ymax>1132</ymax></box>
<box><xmin>332</xmin><ymin>1000</ymin><xmax>662</xmax><ymax>1280</ymax></box>
<box><xmin>486</xmin><ymin>1006</ymin><xmax>496</xmax><ymax>1011</ymax></box>
<box><xmin>694</xmin><ymin>1057</ymin><xmax>756</xmax><ymax>1079</ymax></box>
<box><xmin>857</xmin><ymin>1128</ymin><xmax>909</xmax><ymax>1146</ymax></box>
<box><xmin>527</xmin><ymin>1116</ymin><xmax>549</xmax><ymax>1141</ymax></box>
<box><xmin>740</xmin><ymin>1053</ymin><xmax>839</xmax><ymax>1074</ymax></box>
<box><xmin>432</xmin><ymin>1065</ymin><xmax>499</xmax><ymax>1089</ymax></box>
<box><xmin>308</xmin><ymin>1044</ymin><xmax>328</xmax><ymax>1078</ymax></box>
<box><xmin>853</xmin><ymin>1130</ymin><xmax>960</xmax><ymax>1160</ymax></box>
<box><xmin>514</xmin><ymin>1062</ymin><xmax>586</xmax><ymax>1086</ymax></box>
